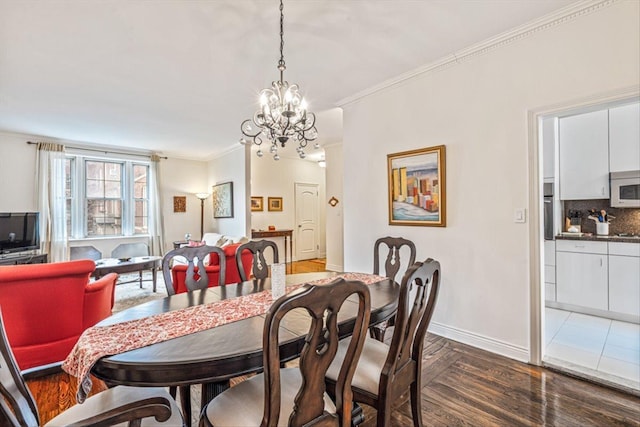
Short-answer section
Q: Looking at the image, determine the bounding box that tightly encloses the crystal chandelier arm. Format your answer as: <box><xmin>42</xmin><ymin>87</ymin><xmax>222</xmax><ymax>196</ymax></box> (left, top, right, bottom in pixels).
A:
<box><xmin>241</xmin><ymin>119</ymin><xmax>264</xmax><ymax>146</ymax></box>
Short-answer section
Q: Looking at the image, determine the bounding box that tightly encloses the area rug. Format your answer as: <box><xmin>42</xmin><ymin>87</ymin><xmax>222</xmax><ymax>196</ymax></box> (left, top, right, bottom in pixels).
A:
<box><xmin>112</xmin><ymin>272</ymin><xmax>167</xmax><ymax>313</ymax></box>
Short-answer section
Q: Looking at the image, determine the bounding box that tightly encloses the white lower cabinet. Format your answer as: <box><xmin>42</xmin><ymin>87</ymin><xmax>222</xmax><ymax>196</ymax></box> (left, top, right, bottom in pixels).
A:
<box><xmin>608</xmin><ymin>243</ymin><xmax>640</xmax><ymax>317</ymax></box>
<box><xmin>544</xmin><ymin>241</ymin><xmax>556</xmax><ymax>302</ymax></box>
<box><xmin>556</xmin><ymin>241</ymin><xmax>608</xmax><ymax>310</ymax></box>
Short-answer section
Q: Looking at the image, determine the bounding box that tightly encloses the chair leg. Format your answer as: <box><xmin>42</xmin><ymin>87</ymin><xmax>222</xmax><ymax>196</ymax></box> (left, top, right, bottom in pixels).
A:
<box><xmin>179</xmin><ymin>385</ymin><xmax>192</xmax><ymax>427</ymax></box>
<box><xmin>370</xmin><ymin>325</ymin><xmax>384</xmax><ymax>341</ymax></box>
<box><xmin>376</xmin><ymin>398</ymin><xmax>392</xmax><ymax>427</ymax></box>
<box><xmin>410</xmin><ymin>378</ymin><xmax>424</xmax><ymax>427</ymax></box>
<box><xmin>139</xmin><ymin>271</ymin><xmax>143</xmax><ymax>288</ymax></box>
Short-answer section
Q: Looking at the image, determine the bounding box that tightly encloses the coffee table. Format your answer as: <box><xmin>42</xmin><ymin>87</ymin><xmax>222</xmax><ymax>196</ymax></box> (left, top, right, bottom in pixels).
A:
<box><xmin>93</xmin><ymin>256</ymin><xmax>162</xmax><ymax>292</ymax></box>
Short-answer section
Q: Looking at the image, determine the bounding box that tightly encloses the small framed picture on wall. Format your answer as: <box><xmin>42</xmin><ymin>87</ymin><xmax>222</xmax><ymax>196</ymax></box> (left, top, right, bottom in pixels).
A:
<box><xmin>251</xmin><ymin>196</ymin><xmax>264</xmax><ymax>212</ymax></box>
<box><xmin>173</xmin><ymin>196</ymin><xmax>186</xmax><ymax>213</ymax></box>
<box><xmin>268</xmin><ymin>197</ymin><xmax>283</xmax><ymax>212</ymax></box>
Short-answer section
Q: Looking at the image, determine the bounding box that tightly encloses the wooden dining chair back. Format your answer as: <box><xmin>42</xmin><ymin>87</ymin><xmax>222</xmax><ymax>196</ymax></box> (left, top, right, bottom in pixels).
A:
<box><xmin>371</xmin><ymin>236</ymin><xmax>417</xmax><ymax>341</ymax></box>
<box><xmin>235</xmin><ymin>239</ymin><xmax>279</xmax><ymax>281</ymax></box>
<box><xmin>326</xmin><ymin>258</ymin><xmax>440</xmax><ymax>427</ymax></box>
<box><xmin>0</xmin><ymin>308</ymin><xmax>184</xmax><ymax>427</ymax></box>
<box><xmin>373</xmin><ymin>236</ymin><xmax>417</xmax><ymax>282</ymax></box>
<box><xmin>162</xmin><ymin>245</ymin><xmax>226</xmax><ymax>296</ymax></box>
<box><xmin>201</xmin><ymin>277</ymin><xmax>371</xmax><ymax>427</ymax></box>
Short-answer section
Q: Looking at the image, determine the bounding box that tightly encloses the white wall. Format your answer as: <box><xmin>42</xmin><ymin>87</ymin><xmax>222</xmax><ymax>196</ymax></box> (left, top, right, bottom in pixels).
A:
<box><xmin>161</xmin><ymin>157</ymin><xmax>209</xmax><ymax>250</ymax></box>
<box><xmin>0</xmin><ymin>131</ymin><xmax>208</xmax><ymax>256</ymax></box>
<box><xmin>250</xmin><ymin>154</ymin><xmax>326</xmax><ymax>262</ymax></box>
<box><xmin>324</xmin><ymin>143</ymin><xmax>343</xmax><ymax>271</ymax></box>
<box><xmin>208</xmin><ymin>146</ymin><xmax>250</xmax><ymax>239</ymax></box>
<box><xmin>0</xmin><ymin>132</ymin><xmax>39</xmax><ymax>211</ymax></box>
<box><xmin>342</xmin><ymin>1</ymin><xmax>640</xmax><ymax>361</ymax></box>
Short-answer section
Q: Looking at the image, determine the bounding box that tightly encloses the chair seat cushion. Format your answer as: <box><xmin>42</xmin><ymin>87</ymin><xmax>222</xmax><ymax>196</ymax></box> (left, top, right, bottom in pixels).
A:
<box><xmin>204</xmin><ymin>368</ymin><xmax>336</xmax><ymax>427</ymax></box>
<box><xmin>326</xmin><ymin>335</ymin><xmax>389</xmax><ymax>396</ymax></box>
<box><xmin>45</xmin><ymin>386</ymin><xmax>184</xmax><ymax>427</ymax></box>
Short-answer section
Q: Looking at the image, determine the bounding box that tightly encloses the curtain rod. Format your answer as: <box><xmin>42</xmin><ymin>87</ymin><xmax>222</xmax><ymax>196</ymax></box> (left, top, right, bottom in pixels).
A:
<box><xmin>26</xmin><ymin>141</ymin><xmax>168</xmax><ymax>159</ymax></box>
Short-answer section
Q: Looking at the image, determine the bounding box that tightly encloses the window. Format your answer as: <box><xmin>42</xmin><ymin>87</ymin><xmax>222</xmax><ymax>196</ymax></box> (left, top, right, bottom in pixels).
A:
<box><xmin>66</xmin><ymin>155</ymin><xmax>150</xmax><ymax>238</ymax></box>
<box><xmin>133</xmin><ymin>164</ymin><xmax>149</xmax><ymax>234</ymax></box>
<box><xmin>65</xmin><ymin>158</ymin><xmax>74</xmax><ymax>237</ymax></box>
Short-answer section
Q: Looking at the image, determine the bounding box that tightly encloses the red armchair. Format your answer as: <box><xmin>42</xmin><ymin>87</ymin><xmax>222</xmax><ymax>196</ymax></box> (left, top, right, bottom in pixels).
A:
<box><xmin>170</xmin><ymin>243</ymin><xmax>252</xmax><ymax>294</ymax></box>
<box><xmin>0</xmin><ymin>259</ymin><xmax>117</xmax><ymax>370</ymax></box>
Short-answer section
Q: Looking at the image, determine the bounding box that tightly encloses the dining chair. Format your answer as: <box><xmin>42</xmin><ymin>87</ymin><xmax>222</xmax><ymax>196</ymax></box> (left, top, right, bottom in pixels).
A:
<box><xmin>371</xmin><ymin>236</ymin><xmax>417</xmax><ymax>342</ymax></box>
<box><xmin>161</xmin><ymin>244</ymin><xmax>226</xmax><ymax>425</ymax></box>
<box><xmin>325</xmin><ymin>258</ymin><xmax>440</xmax><ymax>427</ymax></box>
<box><xmin>0</xmin><ymin>309</ymin><xmax>185</xmax><ymax>427</ymax></box>
<box><xmin>162</xmin><ymin>245</ymin><xmax>227</xmax><ymax>296</ymax></box>
<box><xmin>235</xmin><ymin>239</ymin><xmax>279</xmax><ymax>281</ymax></box>
<box><xmin>201</xmin><ymin>277</ymin><xmax>371</xmax><ymax>427</ymax></box>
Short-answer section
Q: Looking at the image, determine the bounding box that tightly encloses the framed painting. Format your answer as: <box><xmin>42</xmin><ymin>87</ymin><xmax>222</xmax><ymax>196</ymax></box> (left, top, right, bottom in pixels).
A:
<box><xmin>387</xmin><ymin>145</ymin><xmax>446</xmax><ymax>227</ymax></box>
<box><xmin>173</xmin><ymin>196</ymin><xmax>186</xmax><ymax>213</ymax></box>
<box><xmin>268</xmin><ymin>197</ymin><xmax>283</xmax><ymax>212</ymax></box>
<box><xmin>251</xmin><ymin>196</ymin><xmax>264</xmax><ymax>212</ymax></box>
<box><xmin>212</xmin><ymin>181</ymin><xmax>234</xmax><ymax>218</ymax></box>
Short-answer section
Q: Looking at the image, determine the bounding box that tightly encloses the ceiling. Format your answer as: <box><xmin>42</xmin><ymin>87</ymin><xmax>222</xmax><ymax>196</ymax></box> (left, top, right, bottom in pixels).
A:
<box><xmin>0</xmin><ymin>0</ymin><xmax>576</xmax><ymax>160</ymax></box>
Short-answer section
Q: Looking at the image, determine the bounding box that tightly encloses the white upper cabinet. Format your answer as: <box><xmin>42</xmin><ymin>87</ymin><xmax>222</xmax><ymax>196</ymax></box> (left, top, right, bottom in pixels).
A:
<box><xmin>559</xmin><ymin>110</ymin><xmax>609</xmax><ymax>200</ymax></box>
<box><xmin>609</xmin><ymin>102</ymin><xmax>640</xmax><ymax>173</ymax></box>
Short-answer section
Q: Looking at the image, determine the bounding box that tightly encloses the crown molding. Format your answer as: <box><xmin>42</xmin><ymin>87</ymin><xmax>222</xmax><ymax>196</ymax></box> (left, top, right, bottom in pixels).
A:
<box><xmin>337</xmin><ymin>0</ymin><xmax>617</xmax><ymax>107</ymax></box>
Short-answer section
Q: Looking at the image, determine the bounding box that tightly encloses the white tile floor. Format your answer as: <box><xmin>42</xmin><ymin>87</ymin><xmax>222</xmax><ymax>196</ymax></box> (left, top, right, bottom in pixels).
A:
<box><xmin>544</xmin><ymin>307</ymin><xmax>640</xmax><ymax>391</ymax></box>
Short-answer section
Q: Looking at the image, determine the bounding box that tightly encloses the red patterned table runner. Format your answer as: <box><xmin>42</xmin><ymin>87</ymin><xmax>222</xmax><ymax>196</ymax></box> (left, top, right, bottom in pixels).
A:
<box><xmin>63</xmin><ymin>272</ymin><xmax>385</xmax><ymax>403</ymax></box>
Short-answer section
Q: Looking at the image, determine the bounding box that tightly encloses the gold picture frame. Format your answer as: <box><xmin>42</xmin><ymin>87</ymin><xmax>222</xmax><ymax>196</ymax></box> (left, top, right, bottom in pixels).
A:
<box><xmin>251</xmin><ymin>196</ymin><xmax>264</xmax><ymax>212</ymax></box>
<box><xmin>173</xmin><ymin>196</ymin><xmax>186</xmax><ymax>213</ymax></box>
<box><xmin>268</xmin><ymin>197</ymin><xmax>283</xmax><ymax>212</ymax></box>
<box><xmin>387</xmin><ymin>145</ymin><xmax>446</xmax><ymax>227</ymax></box>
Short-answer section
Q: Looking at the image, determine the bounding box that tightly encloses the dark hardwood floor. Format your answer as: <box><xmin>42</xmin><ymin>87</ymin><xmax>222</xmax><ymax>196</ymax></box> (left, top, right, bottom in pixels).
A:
<box><xmin>360</xmin><ymin>333</ymin><xmax>640</xmax><ymax>426</ymax></box>
<box><xmin>25</xmin><ymin>259</ymin><xmax>640</xmax><ymax>426</ymax></box>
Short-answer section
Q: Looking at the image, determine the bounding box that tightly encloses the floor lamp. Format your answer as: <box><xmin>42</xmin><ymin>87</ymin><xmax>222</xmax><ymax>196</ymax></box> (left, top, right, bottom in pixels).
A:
<box><xmin>195</xmin><ymin>193</ymin><xmax>210</xmax><ymax>240</ymax></box>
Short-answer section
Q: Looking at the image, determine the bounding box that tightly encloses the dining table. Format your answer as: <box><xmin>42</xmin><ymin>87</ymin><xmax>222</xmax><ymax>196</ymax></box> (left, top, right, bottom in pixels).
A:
<box><xmin>65</xmin><ymin>271</ymin><xmax>398</xmax><ymax>422</ymax></box>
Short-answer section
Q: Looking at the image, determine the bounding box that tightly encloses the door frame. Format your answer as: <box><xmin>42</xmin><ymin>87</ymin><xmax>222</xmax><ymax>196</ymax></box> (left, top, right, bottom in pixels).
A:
<box><xmin>527</xmin><ymin>85</ymin><xmax>639</xmax><ymax>365</ymax></box>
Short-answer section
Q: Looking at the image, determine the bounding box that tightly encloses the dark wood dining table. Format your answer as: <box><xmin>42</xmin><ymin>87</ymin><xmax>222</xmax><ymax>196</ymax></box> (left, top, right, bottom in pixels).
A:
<box><xmin>89</xmin><ymin>272</ymin><xmax>398</xmax><ymax>410</ymax></box>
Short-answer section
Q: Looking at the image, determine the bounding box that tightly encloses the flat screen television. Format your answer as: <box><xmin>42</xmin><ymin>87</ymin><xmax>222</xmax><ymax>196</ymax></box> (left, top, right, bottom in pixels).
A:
<box><xmin>0</xmin><ymin>212</ymin><xmax>40</xmax><ymax>255</ymax></box>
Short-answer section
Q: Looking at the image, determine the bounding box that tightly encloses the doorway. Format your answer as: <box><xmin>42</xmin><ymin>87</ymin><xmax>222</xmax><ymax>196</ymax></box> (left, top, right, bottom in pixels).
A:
<box><xmin>294</xmin><ymin>182</ymin><xmax>319</xmax><ymax>261</ymax></box>
<box><xmin>533</xmin><ymin>93</ymin><xmax>640</xmax><ymax>392</ymax></box>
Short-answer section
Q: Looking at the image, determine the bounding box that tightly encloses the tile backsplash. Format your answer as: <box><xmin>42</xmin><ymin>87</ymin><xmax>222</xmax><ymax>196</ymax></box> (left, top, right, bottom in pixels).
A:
<box><xmin>563</xmin><ymin>200</ymin><xmax>640</xmax><ymax>235</ymax></box>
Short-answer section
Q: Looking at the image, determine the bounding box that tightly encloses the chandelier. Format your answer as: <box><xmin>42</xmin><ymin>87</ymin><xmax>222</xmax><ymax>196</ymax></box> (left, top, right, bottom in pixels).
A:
<box><xmin>239</xmin><ymin>0</ymin><xmax>318</xmax><ymax>161</ymax></box>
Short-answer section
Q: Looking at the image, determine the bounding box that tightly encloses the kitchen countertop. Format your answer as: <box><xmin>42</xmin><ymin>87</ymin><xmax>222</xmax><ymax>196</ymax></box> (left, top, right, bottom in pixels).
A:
<box><xmin>555</xmin><ymin>234</ymin><xmax>640</xmax><ymax>244</ymax></box>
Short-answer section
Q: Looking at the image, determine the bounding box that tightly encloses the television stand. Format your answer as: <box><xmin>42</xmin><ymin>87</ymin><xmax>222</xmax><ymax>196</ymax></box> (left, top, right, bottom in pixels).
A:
<box><xmin>0</xmin><ymin>252</ymin><xmax>48</xmax><ymax>266</ymax></box>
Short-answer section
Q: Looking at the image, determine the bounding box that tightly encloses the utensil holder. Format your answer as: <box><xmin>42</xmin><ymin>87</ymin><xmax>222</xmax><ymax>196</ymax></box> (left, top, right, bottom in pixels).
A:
<box><xmin>596</xmin><ymin>222</ymin><xmax>609</xmax><ymax>236</ymax></box>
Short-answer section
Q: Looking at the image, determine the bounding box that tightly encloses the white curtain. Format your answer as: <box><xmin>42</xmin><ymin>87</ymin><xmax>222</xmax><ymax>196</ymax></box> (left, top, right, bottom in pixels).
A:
<box><xmin>35</xmin><ymin>142</ymin><xmax>67</xmax><ymax>262</ymax></box>
<box><xmin>148</xmin><ymin>154</ymin><xmax>166</xmax><ymax>256</ymax></box>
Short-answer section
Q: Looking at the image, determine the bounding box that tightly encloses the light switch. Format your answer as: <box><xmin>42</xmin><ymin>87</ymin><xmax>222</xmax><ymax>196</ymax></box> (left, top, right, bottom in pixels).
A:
<box><xmin>514</xmin><ymin>208</ymin><xmax>526</xmax><ymax>223</ymax></box>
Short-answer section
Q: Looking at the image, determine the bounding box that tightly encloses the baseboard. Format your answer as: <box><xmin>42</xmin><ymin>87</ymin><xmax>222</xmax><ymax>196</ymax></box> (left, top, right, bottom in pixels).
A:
<box><xmin>325</xmin><ymin>263</ymin><xmax>343</xmax><ymax>272</ymax></box>
<box><xmin>429</xmin><ymin>321</ymin><xmax>529</xmax><ymax>363</ymax></box>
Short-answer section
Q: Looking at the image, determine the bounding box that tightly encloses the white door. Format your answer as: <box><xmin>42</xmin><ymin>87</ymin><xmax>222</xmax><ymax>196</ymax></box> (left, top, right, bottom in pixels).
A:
<box><xmin>295</xmin><ymin>183</ymin><xmax>319</xmax><ymax>261</ymax></box>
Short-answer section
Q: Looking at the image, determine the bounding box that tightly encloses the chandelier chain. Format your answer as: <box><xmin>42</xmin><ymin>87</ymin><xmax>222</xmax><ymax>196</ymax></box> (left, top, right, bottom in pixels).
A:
<box><xmin>278</xmin><ymin>0</ymin><xmax>285</xmax><ymax>78</ymax></box>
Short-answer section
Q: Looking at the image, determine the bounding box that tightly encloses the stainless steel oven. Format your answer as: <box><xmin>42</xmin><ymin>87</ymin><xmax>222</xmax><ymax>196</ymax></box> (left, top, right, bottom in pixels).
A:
<box><xmin>610</xmin><ymin>171</ymin><xmax>640</xmax><ymax>208</ymax></box>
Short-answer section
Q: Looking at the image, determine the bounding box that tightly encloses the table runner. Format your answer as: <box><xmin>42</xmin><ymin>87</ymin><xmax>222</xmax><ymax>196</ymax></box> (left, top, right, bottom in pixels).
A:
<box><xmin>63</xmin><ymin>272</ymin><xmax>385</xmax><ymax>403</ymax></box>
